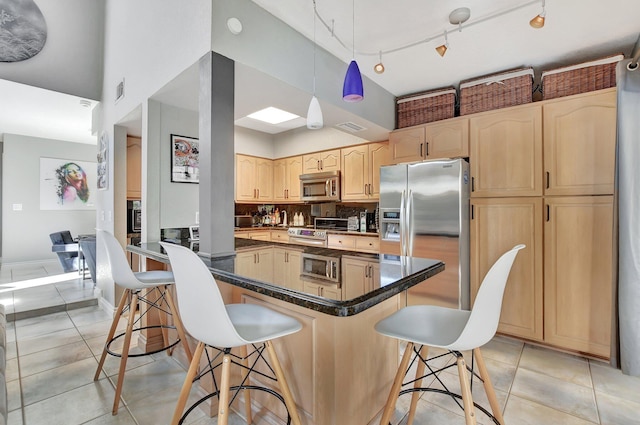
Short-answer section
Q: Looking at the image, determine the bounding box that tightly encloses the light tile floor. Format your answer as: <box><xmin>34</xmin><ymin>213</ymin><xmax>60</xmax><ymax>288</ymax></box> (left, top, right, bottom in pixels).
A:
<box><xmin>2</xmin><ymin>263</ymin><xmax>640</xmax><ymax>424</ymax></box>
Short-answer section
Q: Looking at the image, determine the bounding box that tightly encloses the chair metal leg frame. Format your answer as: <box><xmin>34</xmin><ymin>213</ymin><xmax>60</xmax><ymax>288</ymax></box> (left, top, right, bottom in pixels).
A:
<box><xmin>380</xmin><ymin>343</ymin><xmax>503</xmax><ymax>425</ymax></box>
<box><xmin>172</xmin><ymin>342</ymin><xmax>301</xmax><ymax>425</ymax></box>
<box><xmin>93</xmin><ymin>286</ymin><xmax>192</xmax><ymax>415</ymax></box>
<box><xmin>104</xmin><ymin>287</ymin><xmax>182</xmax><ymax>359</ymax></box>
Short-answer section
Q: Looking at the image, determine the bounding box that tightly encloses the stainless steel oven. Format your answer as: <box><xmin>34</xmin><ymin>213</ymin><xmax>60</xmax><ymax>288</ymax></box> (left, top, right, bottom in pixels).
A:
<box><xmin>301</xmin><ymin>253</ymin><xmax>340</xmax><ymax>283</ymax></box>
<box><xmin>287</xmin><ymin>228</ymin><xmax>328</xmax><ymax>247</ymax></box>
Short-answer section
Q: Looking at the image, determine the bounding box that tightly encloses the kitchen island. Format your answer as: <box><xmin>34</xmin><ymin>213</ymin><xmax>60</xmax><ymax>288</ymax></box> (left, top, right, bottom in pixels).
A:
<box><xmin>128</xmin><ymin>239</ymin><xmax>444</xmax><ymax>425</ymax></box>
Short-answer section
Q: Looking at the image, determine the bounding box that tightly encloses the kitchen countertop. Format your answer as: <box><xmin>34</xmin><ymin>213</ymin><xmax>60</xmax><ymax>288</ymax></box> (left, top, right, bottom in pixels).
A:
<box><xmin>128</xmin><ymin>238</ymin><xmax>443</xmax><ymax>317</ymax></box>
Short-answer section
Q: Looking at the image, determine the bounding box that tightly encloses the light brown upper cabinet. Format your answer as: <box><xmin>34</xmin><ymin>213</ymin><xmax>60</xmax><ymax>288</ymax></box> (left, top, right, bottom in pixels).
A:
<box><xmin>302</xmin><ymin>149</ymin><xmax>341</xmax><ymax>173</ymax></box>
<box><xmin>126</xmin><ymin>136</ymin><xmax>142</xmax><ymax>199</ymax></box>
<box><xmin>273</xmin><ymin>156</ymin><xmax>303</xmax><ymax>203</ymax></box>
<box><xmin>543</xmin><ymin>89</ymin><xmax>617</xmax><ymax>196</ymax></box>
<box><xmin>470</xmin><ymin>104</ymin><xmax>543</xmax><ymax>198</ymax></box>
<box><xmin>341</xmin><ymin>142</ymin><xmax>390</xmax><ymax>201</ymax></box>
<box><xmin>389</xmin><ymin>118</ymin><xmax>469</xmax><ymax>165</ymax></box>
<box><xmin>236</xmin><ymin>154</ymin><xmax>273</xmax><ymax>203</ymax></box>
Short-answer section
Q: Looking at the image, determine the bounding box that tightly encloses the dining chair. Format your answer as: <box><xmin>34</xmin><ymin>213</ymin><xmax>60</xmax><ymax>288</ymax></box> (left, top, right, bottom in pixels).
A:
<box><xmin>94</xmin><ymin>230</ymin><xmax>193</xmax><ymax>415</ymax></box>
<box><xmin>160</xmin><ymin>242</ymin><xmax>303</xmax><ymax>425</ymax></box>
<box><xmin>375</xmin><ymin>244</ymin><xmax>525</xmax><ymax>425</ymax></box>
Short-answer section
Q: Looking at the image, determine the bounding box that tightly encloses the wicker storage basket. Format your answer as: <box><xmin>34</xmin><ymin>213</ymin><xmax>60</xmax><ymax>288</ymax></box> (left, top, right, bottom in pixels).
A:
<box><xmin>396</xmin><ymin>87</ymin><xmax>456</xmax><ymax>128</ymax></box>
<box><xmin>541</xmin><ymin>54</ymin><xmax>624</xmax><ymax>100</ymax></box>
<box><xmin>459</xmin><ymin>68</ymin><xmax>534</xmax><ymax>115</ymax></box>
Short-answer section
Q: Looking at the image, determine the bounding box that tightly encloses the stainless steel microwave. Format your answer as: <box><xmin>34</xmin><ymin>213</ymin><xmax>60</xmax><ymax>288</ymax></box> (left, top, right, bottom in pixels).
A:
<box><xmin>301</xmin><ymin>252</ymin><xmax>340</xmax><ymax>284</ymax></box>
<box><xmin>300</xmin><ymin>170</ymin><xmax>341</xmax><ymax>202</ymax></box>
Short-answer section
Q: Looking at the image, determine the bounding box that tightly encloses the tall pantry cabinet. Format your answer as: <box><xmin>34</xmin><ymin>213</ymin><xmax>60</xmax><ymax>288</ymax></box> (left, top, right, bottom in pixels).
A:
<box><xmin>469</xmin><ymin>88</ymin><xmax>616</xmax><ymax>358</ymax></box>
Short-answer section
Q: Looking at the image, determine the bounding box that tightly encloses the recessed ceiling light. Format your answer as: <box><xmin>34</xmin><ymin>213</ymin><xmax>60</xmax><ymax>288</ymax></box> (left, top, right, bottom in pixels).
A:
<box><xmin>247</xmin><ymin>107</ymin><xmax>300</xmax><ymax>124</ymax></box>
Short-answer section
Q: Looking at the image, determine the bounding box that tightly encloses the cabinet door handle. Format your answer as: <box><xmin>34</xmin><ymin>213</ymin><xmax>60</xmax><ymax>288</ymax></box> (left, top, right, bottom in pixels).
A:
<box><xmin>320</xmin><ymin>159</ymin><xmax>323</xmax><ymax>170</ymax></box>
<box><xmin>420</xmin><ymin>143</ymin><xmax>423</xmax><ymax>157</ymax></box>
<box><xmin>471</xmin><ymin>177</ymin><xmax>475</xmax><ymax>192</ymax></box>
<box><xmin>546</xmin><ymin>172</ymin><xmax>550</xmax><ymax>189</ymax></box>
<box><xmin>364</xmin><ymin>184</ymin><xmax>368</xmax><ymax>195</ymax></box>
<box><xmin>471</xmin><ymin>204</ymin><xmax>475</xmax><ymax>220</ymax></box>
<box><xmin>369</xmin><ymin>184</ymin><xmax>372</xmax><ymax>195</ymax></box>
<box><xmin>546</xmin><ymin>204</ymin><xmax>550</xmax><ymax>222</ymax></box>
<box><xmin>425</xmin><ymin>142</ymin><xmax>429</xmax><ymax>157</ymax></box>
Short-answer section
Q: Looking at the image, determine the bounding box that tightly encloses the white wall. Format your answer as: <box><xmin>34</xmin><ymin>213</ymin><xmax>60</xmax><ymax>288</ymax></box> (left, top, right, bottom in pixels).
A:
<box><xmin>274</xmin><ymin>127</ymin><xmax>369</xmax><ymax>158</ymax></box>
<box><xmin>0</xmin><ymin>0</ymin><xmax>105</xmax><ymax>100</ymax></box>
<box><xmin>158</xmin><ymin>103</ymin><xmax>200</xmax><ymax>228</ymax></box>
<box><xmin>235</xmin><ymin>127</ymin><xmax>275</xmax><ymax>158</ymax></box>
<box><xmin>2</xmin><ymin>134</ymin><xmax>97</xmax><ymax>263</ymax></box>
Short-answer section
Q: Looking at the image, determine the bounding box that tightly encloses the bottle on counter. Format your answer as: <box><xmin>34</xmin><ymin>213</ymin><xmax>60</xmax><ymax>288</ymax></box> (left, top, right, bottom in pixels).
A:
<box><xmin>293</xmin><ymin>212</ymin><xmax>299</xmax><ymax>226</ymax></box>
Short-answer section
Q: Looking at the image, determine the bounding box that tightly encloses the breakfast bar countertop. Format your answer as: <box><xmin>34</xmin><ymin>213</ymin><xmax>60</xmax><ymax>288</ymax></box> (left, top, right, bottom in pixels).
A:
<box><xmin>128</xmin><ymin>239</ymin><xmax>444</xmax><ymax>317</ymax></box>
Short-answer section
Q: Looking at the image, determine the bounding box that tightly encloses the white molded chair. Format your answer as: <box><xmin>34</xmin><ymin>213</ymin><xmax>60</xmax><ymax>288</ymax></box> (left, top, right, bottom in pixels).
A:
<box><xmin>375</xmin><ymin>244</ymin><xmax>525</xmax><ymax>425</ymax></box>
<box><xmin>160</xmin><ymin>242</ymin><xmax>303</xmax><ymax>425</ymax></box>
<box><xmin>94</xmin><ymin>230</ymin><xmax>193</xmax><ymax>415</ymax></box>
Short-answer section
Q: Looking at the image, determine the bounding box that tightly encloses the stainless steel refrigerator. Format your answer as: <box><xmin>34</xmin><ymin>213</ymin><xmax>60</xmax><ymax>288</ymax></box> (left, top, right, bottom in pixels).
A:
<box><xmin>379</xmin><ymin>158</ymin><xmax>470</xmax><ymax>309</ymax></box>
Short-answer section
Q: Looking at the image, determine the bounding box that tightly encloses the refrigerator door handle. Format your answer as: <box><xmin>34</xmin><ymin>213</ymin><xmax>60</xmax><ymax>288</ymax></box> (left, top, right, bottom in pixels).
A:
<box><xmin>407</xmin><ymin>189</ymin><xmax>414</xmax><ymax>256</ymax></box>
<box><xmin>400</xmin><ymin>190</ymin><xmax>407</xmax><ymax>256</ymax></box>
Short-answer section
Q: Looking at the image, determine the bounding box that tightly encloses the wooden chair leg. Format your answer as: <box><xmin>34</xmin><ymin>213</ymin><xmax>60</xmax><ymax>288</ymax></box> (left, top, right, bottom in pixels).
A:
<box><xmin>474</xmin><ymin>348</ymin><xmax>504</xmax><ymax>425</ymax></box>
<box><xmin>112</xmin><ymin>292</ymin><xmax>139</xmax><ymax>415</ymax></box>
<box><xmin>265</xmin><ymin>341</ymin><xmax>302</xmax><ymax>425</ymax></box>
<box><xmin>94</xmin><ymin>289</ymin><xmax>129</xmax><ymax>381</ymax></box>
<box><xmin>217</xmin><ymin>352</ymin><xmax>233</xmax><ymax>425</ymax></box>
<box><xmin>165</xmin><ymin>288</ymin><xmax>193</xmax><ymax>362</ymax></box>
<box><xmin>456</xmin><ymin>355</ymin><xmax>477</xmax><ymax>425</ymax></box>
<box><xmin>407</xmin><ymin>345</ymin><xmax>429</xmax><ymax>425</ymax></box>
<box><xmin>171</xmin><ymin>341</ymin><xmax>205</xmax><ymax>425</ymax></box>
<box><xmin>380</xmin><ymin>342</ymin><xmax>414</xmax><ymax>425</ymax></box>
<box><xmin>156</xmin><ymin>287</ymin><xmax>170</xmax><ymax>351</ymax></box>
<box><xmin>240</xmin><ymin>345</ymin><xmax>253</xmax><ymax>424</ymax></box>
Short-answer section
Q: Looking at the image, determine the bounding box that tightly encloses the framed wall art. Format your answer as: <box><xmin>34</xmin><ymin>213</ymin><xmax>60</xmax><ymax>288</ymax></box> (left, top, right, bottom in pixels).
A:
<box><xmin>97</xmin><ymin>131</ymin><xmax>109</xmax><ymax>190</ymax></box>
<box><xmin>40</xmin><ymin>157</ymin><xmax>97</xmax><ymax>210</ymax></box>
<box><xmin>171</xmin><ymin>134</ymin><xmax>199</xmax><ymax>183</ymax></box>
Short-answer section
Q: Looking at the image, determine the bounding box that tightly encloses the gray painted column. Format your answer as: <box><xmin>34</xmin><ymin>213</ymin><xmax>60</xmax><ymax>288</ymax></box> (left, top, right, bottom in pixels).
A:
<box><xmin>198</xmin><ymin>51</ymin><xmax>235</xmax><ymax>258</ymax></box>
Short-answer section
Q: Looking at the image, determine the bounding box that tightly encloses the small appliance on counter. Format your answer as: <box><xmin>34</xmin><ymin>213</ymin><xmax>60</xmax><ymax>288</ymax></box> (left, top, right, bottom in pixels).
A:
<box><xmin>234</xmin><ymin>215</ymin><xmax>253</xmax><ymax>228</ymax></box>
<box><xmin>347</xmin><ymin>216</ymin><xmax>359</xmax><ymax>231</ymax></box>
<box><xmin>127</xmin><ymin>200</ymin><xmax>141</xmax><ymax>233</ymax></box>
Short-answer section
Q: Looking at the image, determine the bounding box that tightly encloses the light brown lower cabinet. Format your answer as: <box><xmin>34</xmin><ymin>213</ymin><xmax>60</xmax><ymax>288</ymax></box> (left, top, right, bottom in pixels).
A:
<box><xmin>471</xmin><ymin>195</ymin><xmax>614</xmax><ymax>358</ymax></box>
<box><xmin>470</xmin><ymin>197</ymin><xmax>544</xmax><ymax>341</ymax></box>
<box><xmin>544</xmin><ymin>196</ymin><xmax>614</xmax><ymax>358</ymax></box>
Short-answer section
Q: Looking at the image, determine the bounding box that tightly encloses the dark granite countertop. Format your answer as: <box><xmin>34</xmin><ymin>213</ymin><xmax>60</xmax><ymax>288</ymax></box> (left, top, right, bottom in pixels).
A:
<box><xmin>128</xmin><ymin>239</ymin><xmax>444</xmax><ymax>317</ymax></box>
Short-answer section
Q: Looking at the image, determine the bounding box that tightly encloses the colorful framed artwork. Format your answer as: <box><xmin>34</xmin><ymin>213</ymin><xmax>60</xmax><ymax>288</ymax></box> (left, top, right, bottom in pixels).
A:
<box><xmin>40</xmin><ymin>157</ymin><xmax>97</xmax><ymax>210</ymax></box>
<box><xmin>171</xmin><ymin>134</ymin><xmax>199</xmax><ymax>183</ymax></box>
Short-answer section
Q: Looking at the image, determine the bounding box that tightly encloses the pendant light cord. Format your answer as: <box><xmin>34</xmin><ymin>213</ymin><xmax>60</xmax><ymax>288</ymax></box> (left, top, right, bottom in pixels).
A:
<box><xmin>313</xmin><ymin>0</ymin><xmax>317</xmax><ymax>94</ymax></box>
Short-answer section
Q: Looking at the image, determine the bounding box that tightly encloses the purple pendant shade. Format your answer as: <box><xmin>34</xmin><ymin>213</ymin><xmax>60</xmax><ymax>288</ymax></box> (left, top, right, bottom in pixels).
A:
<box><xmin>342</xmin><ymin>60</ymin><xmax>364</xmax><ymax>102</ymax></box>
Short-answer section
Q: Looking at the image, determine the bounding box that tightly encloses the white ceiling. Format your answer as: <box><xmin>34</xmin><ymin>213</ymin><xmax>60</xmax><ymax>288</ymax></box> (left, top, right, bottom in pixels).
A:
<box><xmin>0</xmin><ymin>79</ymin><xmax>98</xmax><ymax>145</ymax></box>
<box><xmin>3</xmin><ymin>0</ymin><xmax>639</xmax><ymax>145</ymax></box>
<box><xmin>252</xmin><ymin>0</ymin><xmax>640</xmax><ymax>97</ymax></box>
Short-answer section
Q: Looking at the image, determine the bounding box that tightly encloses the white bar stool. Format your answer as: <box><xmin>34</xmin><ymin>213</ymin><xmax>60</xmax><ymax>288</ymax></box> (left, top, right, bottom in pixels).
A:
<box><xmin>160</xmin><ymin>242</ymin><xmax>303</xmax><ymax>425</ymax></box>
<box><xmin>375</xmin><ymin>244</ymin><xmax>525</xmax><ymax>425</ymax></box>
<box><xmin>94</xmin><ymin>230</ymin><xmax>193</xmax><ymax>415</ymax></box>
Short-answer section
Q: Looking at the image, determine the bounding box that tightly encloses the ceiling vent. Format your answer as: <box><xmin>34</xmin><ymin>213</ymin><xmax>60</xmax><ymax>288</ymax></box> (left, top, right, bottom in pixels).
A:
<box><xmin>336</xmin><ymin>121</ymin><xmax>366</xmax><ymax>133</ymax></box>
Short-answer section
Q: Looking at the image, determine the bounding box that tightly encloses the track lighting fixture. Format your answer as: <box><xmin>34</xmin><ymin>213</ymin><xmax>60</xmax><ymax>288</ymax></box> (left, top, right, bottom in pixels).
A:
<box><xmin>435</xmin><ymin>30</ymin><xmax>449</xmax><ymax>57</ymax></box>
<box><xmin>530</xmin><ymin>0</ymin><xmax>546</xmax><ymax>28</ymax></box>
<box><xmin>374</xmin><ymin>50</ymin><xmax>385</xmax><ymax>74</ymax></box>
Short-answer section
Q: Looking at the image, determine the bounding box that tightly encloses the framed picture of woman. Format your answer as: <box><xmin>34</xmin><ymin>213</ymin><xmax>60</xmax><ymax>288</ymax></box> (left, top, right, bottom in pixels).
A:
<box><xmin>40</xmin><ymin>157</ymin><xmax>97</xmax><ymax>210</ymax></box>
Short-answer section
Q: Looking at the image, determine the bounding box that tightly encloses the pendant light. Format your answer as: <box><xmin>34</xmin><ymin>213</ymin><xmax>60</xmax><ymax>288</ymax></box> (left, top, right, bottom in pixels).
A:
<box><xmin>307</xmin><ymin>0</ymin><xmax>323</xmax><ymax>129</ymax></box>
<box><xmin>373</xmin><ymin>50</ymin><xmax>385</xmax><ymax>74</ymax></box>
<box><xmin>342</xmin><ymin>0</ymin><xmax>363</xmax><ymax>102</ymax></box>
